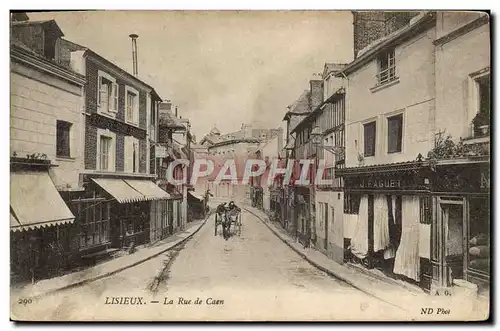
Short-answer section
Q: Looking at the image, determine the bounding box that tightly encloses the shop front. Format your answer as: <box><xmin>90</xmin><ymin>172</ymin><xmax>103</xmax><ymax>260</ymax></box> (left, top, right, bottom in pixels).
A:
<box><xmin>10</xmin><ymin>160</ymin><xmax>76</xmax><ymax>283</ymax></box>
<box><xmin>337</xmin><ymin>161</ymin><xmax>433</xmax><ymax>291</ymax></box>
<box><xmin>429</xmin><ymin>159</ymin><xmax>490</xmax><ymax>297</ymax></box>
<box><xmin>74</xmin><ymin>174</ymin><xmax>171</xmax><ymax>260</ymax></box>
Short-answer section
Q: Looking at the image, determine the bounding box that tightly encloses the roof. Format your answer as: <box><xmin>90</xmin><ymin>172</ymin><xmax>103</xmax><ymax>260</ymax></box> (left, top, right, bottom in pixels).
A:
<box><xmin>284</xmin><ymin>90</ymin><xmax>313</xmax><ymax>131</ymax></box>
<box><xmin>62</xmin><ymin>39</ymin><xmax>162</xmax><ymax>99</ymax></box>
<box><xmin>335</xmin><ymin>12</ymin><xmax>435</xmax><ymax>77</ymax></box>
<box><xmin>291</xmin><ymin>87</ymin><xmax>345</xmax><ymax>134</ymax></box>
<box><xmin>11</xmin><ymin>19</ymin><xmax>64</xmax><ymax>37</ymax></box>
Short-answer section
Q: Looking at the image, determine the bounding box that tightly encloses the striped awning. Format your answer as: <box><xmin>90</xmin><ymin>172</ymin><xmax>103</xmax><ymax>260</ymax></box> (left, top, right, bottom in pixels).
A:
<box><xmin>10</xmin><ymin>171</ymin><xmax>75</xmax><ymax>232</ymax></box>
<box><xmin>92</xmin><ymin>178</ymin><xmax>171</xmax><ymax>203</ymax></box>
<box><xmin>124</xmin><ymin>179</ymin><xmax>171</xmax><ymax>201</ymax></box>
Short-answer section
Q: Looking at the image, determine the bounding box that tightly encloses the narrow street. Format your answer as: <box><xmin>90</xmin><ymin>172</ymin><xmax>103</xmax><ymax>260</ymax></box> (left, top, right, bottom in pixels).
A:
<box><xmin>13</xmin><ymin>210</ymin><xmax>405</xmax><ymax>321</ymax></box>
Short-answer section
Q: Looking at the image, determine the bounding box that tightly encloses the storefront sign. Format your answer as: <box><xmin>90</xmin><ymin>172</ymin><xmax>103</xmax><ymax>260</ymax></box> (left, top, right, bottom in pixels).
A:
<box><xmin>359</xmin><ymin>179</ymin><xmax>401</xmax><ymax>188</ymax></box>
<box><xmin>89</xmin><ymin>113</ymin><xmax>146</xmax><ymax>140</ymax></box>
<box><xmin>432</xmin><ymin>163</ymin><xmax>490</xmax><ymax>193</ymax></box>
<box><xmin>345</xmin><ymin>174</ymin><xmax>426</xmax><ymax>191</ymax></box>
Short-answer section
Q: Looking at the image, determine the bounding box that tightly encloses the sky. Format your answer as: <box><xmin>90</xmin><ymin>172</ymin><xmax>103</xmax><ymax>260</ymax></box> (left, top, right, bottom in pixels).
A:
<box><xmin>29</xmin><ymin>10</ymin><xmax>354</xmax><ymax>140</ymax></box>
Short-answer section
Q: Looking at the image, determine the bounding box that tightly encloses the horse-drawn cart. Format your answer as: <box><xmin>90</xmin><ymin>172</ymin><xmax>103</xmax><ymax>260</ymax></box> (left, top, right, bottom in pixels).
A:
<box><xmin>215</xmin><ymin>203</ymin><xmax>242</xmax><ymax>238</ymax></box>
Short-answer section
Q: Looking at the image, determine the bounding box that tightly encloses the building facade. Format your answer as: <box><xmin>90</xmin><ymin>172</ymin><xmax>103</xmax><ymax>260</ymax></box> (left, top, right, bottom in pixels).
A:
<box><xmin>66</xmin><ymin>43</ymin><xmax>170</xmax><ymax>260</ymax></box>
<box><xmin>336</xmin><ymin>11</ymin><xmax>490</xmax><ymax>298</ymax></box>
<box><xmin>10</xmin><ymin>19</ymin><xmax>86</xmax><ymax>282</ymax></box>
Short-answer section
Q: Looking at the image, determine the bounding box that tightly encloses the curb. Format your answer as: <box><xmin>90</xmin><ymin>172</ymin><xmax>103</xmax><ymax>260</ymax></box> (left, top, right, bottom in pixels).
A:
<box><xmin>242</xmin><ymin>206</ymin><xmax>408</xmax><ymax>312</ymax></box>
<box><xmin>27</xmin><ymin>215</ymin><xmax>210</xmax><ymax>300</ymax></box>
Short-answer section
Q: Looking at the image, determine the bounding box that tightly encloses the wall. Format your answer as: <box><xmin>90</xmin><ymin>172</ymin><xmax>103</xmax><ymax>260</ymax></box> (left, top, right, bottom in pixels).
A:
<box><xmin>10</xmin><ymin>62</ymin><xmax>84</xmax><ymax>190</ymax></box>
<box><xmin>345</xmin><ymin>27</ymin><xmax>436</xmax><ymax>167</ymax></box>
<box><xmin>315</xmin><ymin>191</ymin><xmax>344</xmax><ymax>263</ymax></box>
<box><xmin>434</xmin><ymin>15</ymin><xmax>490</xmax><ymax>140</ymax></box>
<box><xmin>80</xmin><ymin>56</ymin><xmax>148</xmax><ymax>173</ymax></box>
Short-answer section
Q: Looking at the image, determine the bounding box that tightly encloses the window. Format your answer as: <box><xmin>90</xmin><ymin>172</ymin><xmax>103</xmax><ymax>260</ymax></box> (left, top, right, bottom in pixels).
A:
<box><xmin>473</xmin><ymin>74</ymin><xmax>490</xmax><ymax>137</ymax></box>
<box><xmin>363</xmin><ymin>121</ymin><xmax>376</xmax><ymax>157</ymax></box>
<box><xmin>377</xmin><ymin>49</ymin><xmax>396</xmax><ymax>85</ymax></box>
<box><xmin>56</xmin><ymin>120</ymin><xmax>72</xmax><ymax>158</ymax></box>
<box><xmin>125</xmin><ymin>87</ymin><xmax>139</xmax><ymax>125</ymax></box>
<box><xmin>98</xmin><ymin>74</ymin><xmax>118</xmax><ymax>113</ymax></box>
<box><xmin>99</xmin><ymin>136</ymin><xmax>112</xmax><ymax>171</ymax></box>
<box><xmin>75</xmin><ymin>200</ymin><xmax>111</xmax><ymax>248</ymax></box>
<box><xmin>387</xmin><ymin>114</ymin><xmax>403</xmax><ymax>153</ymax></box>
<box><xmin>344</xmin><ymin>194</ymin><xmax>361</xmax><ymax>214</ymax></box>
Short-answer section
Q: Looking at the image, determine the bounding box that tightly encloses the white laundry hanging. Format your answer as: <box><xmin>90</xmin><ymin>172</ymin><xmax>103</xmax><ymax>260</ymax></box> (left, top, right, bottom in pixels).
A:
<box><xmin>350</xmin><ymin>195</ymin><xmax>368</xmax><ymax>259</ymax></box>
<box><xmin>373</xmin><ymin>194</ymin><xmax>391</xmax><ymax>252</ymax></box>
<box><xmin>394</xmin><ymin>195</ymin><xmax>420</xmax><ymax>281</ymax></box>
<box><xmin>384</xmin><ymin>195</ymin><xmax>397</xmax><ymax>260</ymax></box>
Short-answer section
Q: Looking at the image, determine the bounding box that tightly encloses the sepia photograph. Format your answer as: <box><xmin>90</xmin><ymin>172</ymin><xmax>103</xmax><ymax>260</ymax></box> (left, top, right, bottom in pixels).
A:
<box><xmin>8</xmin><ymin>9</ymin><xmax>491</xmax><ymax>322</ymax></box>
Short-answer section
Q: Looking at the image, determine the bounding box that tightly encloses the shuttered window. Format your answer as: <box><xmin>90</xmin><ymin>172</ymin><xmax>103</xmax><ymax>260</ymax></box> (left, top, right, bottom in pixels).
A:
<box><xmin>363</xmin><ymin>121</ymin><xmax>376</xmax><ymax>157</ymax></box>
<box><xmin>387</xmin><ymin>114</ymin><xmax>403</xmax><ymax>153</ymax></box>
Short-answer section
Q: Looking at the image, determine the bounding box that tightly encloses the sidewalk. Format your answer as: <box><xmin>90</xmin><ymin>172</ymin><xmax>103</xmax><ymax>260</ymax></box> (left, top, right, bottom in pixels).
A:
<box><xmin>11</xmin><ymin>217</ymin><xmax>209</xmax><ymax>301</ymax></box>
<box><xmin>240</xmin><ymin>202</ymin><xmax>489</xmax><ymax>319</ymax></box>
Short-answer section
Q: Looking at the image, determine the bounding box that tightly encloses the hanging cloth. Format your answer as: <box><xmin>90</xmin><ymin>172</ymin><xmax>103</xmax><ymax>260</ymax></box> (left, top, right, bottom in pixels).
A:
<box><xmin>351</xmin><ymin>195</ymin><xmax>369</xmax><ymax>259</ymax></box>
<box><xmin>394</xmin><ymin>195</ymin><xmax>420</xmax><ymax>281</ymax></box>
<box><xmin>384</xmin><ymin>195</ymin><xmax>397</xmax><ymax>260</ymax></box>
<box><xmin>373</xmin><ymin>194</ymin><xmax>391</xmax><ymax>252</ymax></box>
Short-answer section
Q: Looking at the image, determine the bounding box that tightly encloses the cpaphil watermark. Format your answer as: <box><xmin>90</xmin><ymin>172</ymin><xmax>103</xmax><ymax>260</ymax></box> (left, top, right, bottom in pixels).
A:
<box><xmin>166</xmin><ymin>157</ymin><xmax>334</xmax><ymax>186</ymax></box>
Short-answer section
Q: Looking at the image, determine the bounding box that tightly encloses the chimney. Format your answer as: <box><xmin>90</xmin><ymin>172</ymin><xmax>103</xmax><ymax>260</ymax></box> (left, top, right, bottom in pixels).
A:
<box><xmin>352</xmin><ymin>11</ymin><xmax>418</xmax><ymax>58</ymax></box>
<box><xmin>129</xmin><ymin>33</ymin><xmax>139</xmax><ymax>76</ymax></box>
<box><xmin>175</xmin><ymin>106</ymin><xmax>178</xmax><ymax>117</ymax></box>
<box><xmin>309</xmin><ymin>73</ymin><xmax>324</xmax><ymax>110</ymax></box>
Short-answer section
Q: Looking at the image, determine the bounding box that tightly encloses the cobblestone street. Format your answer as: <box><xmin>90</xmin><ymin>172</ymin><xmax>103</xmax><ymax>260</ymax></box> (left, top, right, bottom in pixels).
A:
<box><xmin>12</xmin><ymin>210</ymin><xmax>403</xmax><ymax>321</ymax></box>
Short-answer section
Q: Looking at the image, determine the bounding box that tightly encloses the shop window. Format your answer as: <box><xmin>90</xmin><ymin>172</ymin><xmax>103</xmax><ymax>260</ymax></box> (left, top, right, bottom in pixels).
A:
<box><xmin>377</xmin><ymin>49</ymin><xmax>396</xmax><ymax>85</ymax></box>
<box><xmin>344</xmin><ymin>194</ymin><xmax>361</xmax><ymax>214</ymax></box>
<box><xmin>56</xmin><ymin>120</ymin><xmax>72</xmax><ymax>158</ymax></box>
<box><xmin>363</xmin><ymin>121</ymin><xmax>376</xmax><ymax>157</ymax></box>
<box><xmin>77</xmin><ymin>200</ymin><xmax>110</xmax><ymax>248</ymax></box>
<box><xmin>468</xmin><ymin>197</ymin><xmax>490</xmax><ymax>275</ymax></box>
<box><xmin>387</xmin><ymin>114</ymin><xmax>403</xmax><ymax>153</ymax></box>
<box><xmin>419</xmin><ymin>196</ymin><xmax>432</xmax><ymax>225</ymax></box>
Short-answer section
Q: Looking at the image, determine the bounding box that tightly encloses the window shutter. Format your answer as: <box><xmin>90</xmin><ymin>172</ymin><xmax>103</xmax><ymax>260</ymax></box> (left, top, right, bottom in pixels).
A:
<box><xmin>112</xmin><ymin>83</ymin><xmax>118</xmax><ymax>112</ymax></box>
<box><xmin>124</xmin><ymin>136</ymin><xmax>131</xmax><ymax>173</ymax></box>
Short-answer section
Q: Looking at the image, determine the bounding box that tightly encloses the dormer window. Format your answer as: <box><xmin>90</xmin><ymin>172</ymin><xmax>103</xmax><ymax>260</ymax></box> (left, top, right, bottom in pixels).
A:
<box><xmin>377</xmin><ymin>49</ymin><xmax>396</xmax><ymax>85</ymax></box>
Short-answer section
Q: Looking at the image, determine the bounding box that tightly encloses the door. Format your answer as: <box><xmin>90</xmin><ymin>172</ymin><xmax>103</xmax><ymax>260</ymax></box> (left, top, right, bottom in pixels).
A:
<box><xmin>438</xmin><ymin>198</ymin><xmax>466</xmax><ymax>287</ymax></box>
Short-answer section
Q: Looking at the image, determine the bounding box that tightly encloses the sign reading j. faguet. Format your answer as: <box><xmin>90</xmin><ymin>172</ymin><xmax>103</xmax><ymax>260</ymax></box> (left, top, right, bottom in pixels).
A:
<box><xmin>359</xmin><ymin>179</ymin><xmax>402</xmax><ymax>188</ymax></box>
<box><xmin>345</xmin><ymin>174</ymin><xmax>427</xmax><ymax>191</ymax></box>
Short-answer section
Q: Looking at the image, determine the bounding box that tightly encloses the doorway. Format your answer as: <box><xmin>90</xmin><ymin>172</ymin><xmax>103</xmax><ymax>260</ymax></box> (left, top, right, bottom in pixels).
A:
<box><xmin>438</xmin><ymin>197</ymin><xmax>466</xmax><ymax>286</ymax></box>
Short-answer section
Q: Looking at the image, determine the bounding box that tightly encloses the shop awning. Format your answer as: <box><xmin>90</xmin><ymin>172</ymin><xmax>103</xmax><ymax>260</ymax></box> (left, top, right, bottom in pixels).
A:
<box><xmin>92</xmin><ymin>178</ymin><xmax>145</xmax><ymax>203</ymax></box>
<box><xmin>10</xmin><ymin>171</ymin><xmax>75</xmax><ymax>232</ymax></box>
<box><xmin>92</xmin><ymin>178</ymin><xmax>172</xmax><ymax>203</ymax></box>
<box><xmin>188</xmin><ymin>191</ymin><xmax>204</xmax><ymax>201</ymax></box>
<box><xmin>124</xmin><ymin>179</ymin><xmax>171</xmax><ymax>201</ymax></box>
